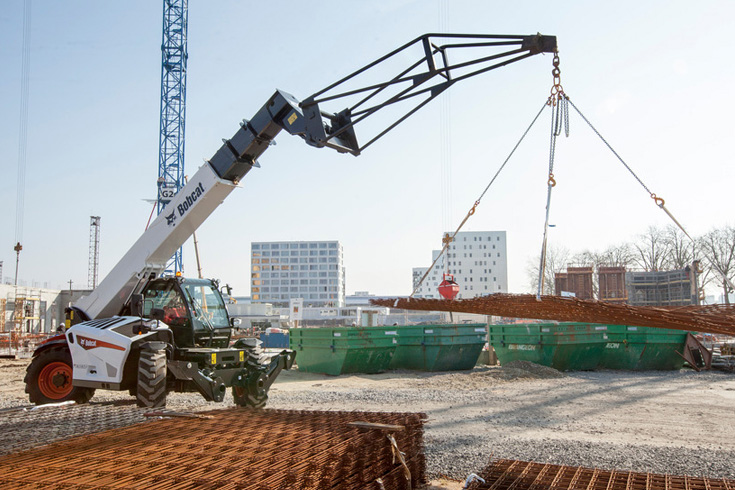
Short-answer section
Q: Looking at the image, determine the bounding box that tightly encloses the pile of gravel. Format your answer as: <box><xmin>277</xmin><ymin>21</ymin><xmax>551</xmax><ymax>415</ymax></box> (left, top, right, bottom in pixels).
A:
<box><xmin>502</xmin><ymin>360</ymin><xmax>565</xmax><ymax>378</ymax></box>
<box><xmin>469</xmin><ymin>360</ymin><xmax>565</xmax><ymax>382</ymax></box>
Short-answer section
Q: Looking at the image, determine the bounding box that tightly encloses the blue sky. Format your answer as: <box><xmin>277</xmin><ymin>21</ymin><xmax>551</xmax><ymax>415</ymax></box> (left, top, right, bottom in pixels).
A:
<box><xmin>1</xmin><ymin>1</ymin><xmax>734</xmax><ymax>297</ymax></box>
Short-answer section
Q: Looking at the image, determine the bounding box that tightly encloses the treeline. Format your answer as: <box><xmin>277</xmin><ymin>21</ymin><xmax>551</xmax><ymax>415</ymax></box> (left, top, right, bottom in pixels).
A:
<box><xmin>527</xmin><ymin>224</ymin><xmax>735</xmax><ymax>303</ymax></box>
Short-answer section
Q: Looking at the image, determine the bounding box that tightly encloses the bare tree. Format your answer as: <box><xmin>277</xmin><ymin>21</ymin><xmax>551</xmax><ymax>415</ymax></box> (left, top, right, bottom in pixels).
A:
<box><xmin>569</xmin><ymin>250</ymin><xmax>598</xmax><ymax>268</ymax></box>
<box><xmin>698</xmin><ymin>226</ymin><xmax>735</xmax><ymax>304</ymax></box>
<box><xmin>599</xmin><ymin>243</ymin><xmax>636</xmax><ymax>268</ymax></box>
<box><xmin>526</xmin><ymin>245</ymin><xmax>571</xmax><ymax>295</ymax></box>
<box><xmin>664</xmin><ymin>225</ymin><xmax>694</xmax><ymax>270</ymax></box>
<box><xmin>633</xmin><ymin>226</ymin><xmax>671</xmax><ymax>271</ymax></box>
<box><xmin>568</xmin><ymin>244</ymin><xmax>634</xmax><ymax>270</ymax></box>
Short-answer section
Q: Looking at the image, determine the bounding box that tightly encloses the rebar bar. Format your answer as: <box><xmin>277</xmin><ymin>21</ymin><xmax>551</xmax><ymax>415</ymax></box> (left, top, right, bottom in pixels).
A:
<box><xmin>371</xmin><ymin>294</ymin><xmax>735</xmax><ymax>336</ymax></box>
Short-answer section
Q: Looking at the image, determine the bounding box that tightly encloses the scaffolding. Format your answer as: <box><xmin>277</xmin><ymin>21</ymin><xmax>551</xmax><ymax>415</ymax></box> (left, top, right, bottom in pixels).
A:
<box><xmin>1</xmin><ymin>288</ymin><xmax>45</xmax><ymax>357</ymax></box>
<box><xmin>626</xmin><ymin>268</ymin><xmax>694</xmax><ymax>307</ymax></box>
<box><xmin>10</xmin><ymin>288</ymin><xmax>41</xmax><ymax>333</ymax></box>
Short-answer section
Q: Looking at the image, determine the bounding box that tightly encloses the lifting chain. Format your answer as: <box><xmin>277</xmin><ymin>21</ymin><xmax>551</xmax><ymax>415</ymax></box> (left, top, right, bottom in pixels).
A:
<box><xmin>548</xmin><ymin>51</ymin><xmax>566</xmax><ymax>106</ymax></box>
<box><xmin>538</xmin><ymin>59</ymin><xmax>569</xmax><ymax>299</ymax></box>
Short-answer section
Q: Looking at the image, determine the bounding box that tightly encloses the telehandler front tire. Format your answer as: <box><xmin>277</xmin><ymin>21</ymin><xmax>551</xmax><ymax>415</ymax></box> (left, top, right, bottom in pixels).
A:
<box><xmin>232</xmin><ymin>366</ymin><xmax>268</xmax><ymax>409</ymax></box>
<box><xmin>136</xmin><ymin>346</ymin><xmax>167</xmax><ymax>408</ymax></box>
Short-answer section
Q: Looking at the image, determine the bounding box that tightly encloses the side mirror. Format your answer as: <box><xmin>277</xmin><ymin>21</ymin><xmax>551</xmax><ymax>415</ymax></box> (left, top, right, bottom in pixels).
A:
<box><xmin>130</xmin><ymin>294</ymin><xmax>144</xmax><ymax>317</ymax></box>
<box><xmin>230</xmin><ymin>317</ymin><xmax>242</xmax><ymax>330</ymax></box>
<box><xmin>150</xmin><ymin>308</ymin><xmax>166</xmax><ymax>321</ymax></box>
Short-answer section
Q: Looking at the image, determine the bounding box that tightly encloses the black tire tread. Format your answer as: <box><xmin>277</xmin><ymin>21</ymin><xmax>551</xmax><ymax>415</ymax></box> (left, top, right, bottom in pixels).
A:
<box><xmin>232</xmin><ymin>349</ymin><xmax>269</xmax><ymax>409</ymax></box>
<box><xmin>136</xmin><ymin>348</ymin><xmax>167</xmax><ymax>408</ymax></box>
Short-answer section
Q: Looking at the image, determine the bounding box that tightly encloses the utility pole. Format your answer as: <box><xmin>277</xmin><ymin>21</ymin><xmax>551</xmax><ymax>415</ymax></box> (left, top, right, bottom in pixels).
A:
<box><xmin>68</xmin><ymin>279</ymin><xmax>73</xmax><ymax>292</ymax></box>
<box><xmin>13</xmin><ymin>242</ymin><xmax>22</xmax><ymax>286</ymax></box>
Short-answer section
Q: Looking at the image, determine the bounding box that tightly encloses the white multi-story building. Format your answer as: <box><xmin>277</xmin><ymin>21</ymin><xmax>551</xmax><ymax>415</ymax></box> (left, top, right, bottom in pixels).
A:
<box><xmin>251</xmin><ymin>240</ymin><xmax>345</xmax><ymax>307</ymax></box>
<box><xmin>412</xmin><ymin>231</ymin><xmax>508</xmax><ymax>299</ymax></box>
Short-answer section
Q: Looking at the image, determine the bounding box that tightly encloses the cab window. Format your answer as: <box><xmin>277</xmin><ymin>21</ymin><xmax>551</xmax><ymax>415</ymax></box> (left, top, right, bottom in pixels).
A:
<box><xmin>181</xmin><ymin>282</ymin><xmax>229</xmax><ymax>329</ymax></box>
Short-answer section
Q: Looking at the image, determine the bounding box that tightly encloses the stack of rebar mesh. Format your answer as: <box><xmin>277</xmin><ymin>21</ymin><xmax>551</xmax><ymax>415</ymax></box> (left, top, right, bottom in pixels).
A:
<box><xmin>0</xmin><ymin>409</ymin><xmax>426</xmax><ymax>489</ymax></box>
<box><xmin>371</xmin><ymin>295</ymin><xmax>735</xmax><ymax>336</ymax></box>
<box><xmin>466</xmin><ymin>459</ymin><xmax>735</xmax><ymax>490</ymax></box>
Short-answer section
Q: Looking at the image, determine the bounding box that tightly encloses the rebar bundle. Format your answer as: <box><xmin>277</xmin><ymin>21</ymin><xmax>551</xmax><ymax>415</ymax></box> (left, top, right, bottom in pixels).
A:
<box><xmin>0</xmin><ymin>408</ymin><xmax>426</xmax><ymax>490</ymax></box>
<box><xmin>466</xmin><ymin>459</ymin><xmax>735</xmax><ymax>490</ymax></box>
<box><xmin>371</xmin><ymin>294</ymin><xmax>735</xmax><ymax>336</ymax></box>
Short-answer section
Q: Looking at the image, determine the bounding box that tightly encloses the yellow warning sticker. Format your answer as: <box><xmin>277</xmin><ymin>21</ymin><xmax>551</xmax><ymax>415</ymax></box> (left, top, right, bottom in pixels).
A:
<box><xmin>211</xmin><ymin>353</ymin><xmax>217</xmax><ymax>364</ymax></box>
<box><xmin>288</xmin><ymin>112</ymin><xmax>298</xmax><ymax>125</ymax></box>
<box><xmin>239</xmin><ymin>351</ymin><xmax>245</xmax><ymax>362</ymax></box>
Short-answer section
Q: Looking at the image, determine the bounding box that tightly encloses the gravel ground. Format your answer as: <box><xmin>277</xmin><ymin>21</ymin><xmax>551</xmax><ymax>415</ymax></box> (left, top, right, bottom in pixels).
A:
<box><xmin>2</xmin><ymin>358</ymin><xmax>734</xmax><ymax>487</ymax></box>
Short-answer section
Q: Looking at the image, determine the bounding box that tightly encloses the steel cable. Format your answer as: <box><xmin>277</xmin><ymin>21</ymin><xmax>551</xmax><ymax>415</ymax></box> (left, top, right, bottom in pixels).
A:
<box><xmin>411</xmin><ymin>101</ymin><xmax>549</xmax><ymax>297</ymax></box>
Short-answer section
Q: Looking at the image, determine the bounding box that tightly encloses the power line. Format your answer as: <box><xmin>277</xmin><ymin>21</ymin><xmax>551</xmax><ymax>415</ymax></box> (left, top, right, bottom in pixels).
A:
<box><xmin>438</xmin><ymin>0</ymin><xmax>452</xmax><ymax>234</ymax></box>
<box><xmin>15</xmin><ymin>0</ymin><xmax>32</xmax><ymax>245</ymax></box>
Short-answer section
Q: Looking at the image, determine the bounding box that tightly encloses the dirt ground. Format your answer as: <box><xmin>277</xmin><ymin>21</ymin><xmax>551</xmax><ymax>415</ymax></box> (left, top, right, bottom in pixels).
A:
<box><xmin>3</xmin><ymin>358</ymin><xmax>735</xmax><ymax>488</ymax></box>
<box><xmin>269</xmin><ymin>366</ymin><xmax>735</xmax><ymax>447</ymax></box>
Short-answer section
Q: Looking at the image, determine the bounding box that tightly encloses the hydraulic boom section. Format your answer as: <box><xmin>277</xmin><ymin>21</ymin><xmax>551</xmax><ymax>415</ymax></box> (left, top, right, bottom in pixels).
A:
<box><xmin>209</xmin><ymin>33</ymin><xmax>557</xmax><ymax>181</ymax></box>
<box><xmin>302</xmin><ymin>33</ymin><xmax>557</xmax><ymax>155</ymax></box>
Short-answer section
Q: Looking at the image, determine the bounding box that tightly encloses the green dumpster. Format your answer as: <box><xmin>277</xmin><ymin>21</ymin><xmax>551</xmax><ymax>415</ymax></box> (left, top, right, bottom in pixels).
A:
<box><xmin>488</xmin><ymin>323</ymin><xmax>690</xmax><ymax>371</ymax></box>
<box><xmin>488</xmin><ymin>323</ymin><xmax>608</xmax><ymax>371</ymax></box>
<box><xmin>290</xmin><ymin>327</ymin><xmax>398</xmax><ymax>375</ymax></box>
<box><xmin>390</xmin><ymin>324</ymin><xmax>486</xmax><ymax>371</ymax></box>
<box><xmin>598</xmin><ymin>325</ymin><xmax>688</xmax><ymax>370</ymax></box>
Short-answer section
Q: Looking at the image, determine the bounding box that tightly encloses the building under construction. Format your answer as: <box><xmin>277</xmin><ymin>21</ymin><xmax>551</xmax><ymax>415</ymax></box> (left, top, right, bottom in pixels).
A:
<box><xmin>555</xmin><ymin>264</ymin><xmax>698</xmax><ymax>307</ymax></box>
<box><xmin>0</xmin><ymin>284</ymin><xmax>91</xmax><ymax>356</ymax></box>
<box><xmin>598</xmin><ymin>266</ymin><xmax>627</xmax><ymax>303</ymax></box>
<box><xmin>626</xmin><ymin>267</ymin><xmax>698</xmax><ymax>306</ymax></box>
<box><xmin>554</xmin><ymin>266</ymin><xmax>594</xmax><ymax>300</ymax></box>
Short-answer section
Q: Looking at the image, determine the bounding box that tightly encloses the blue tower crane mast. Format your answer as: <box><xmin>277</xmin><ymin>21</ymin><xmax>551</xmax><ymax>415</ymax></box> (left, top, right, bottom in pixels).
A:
<box><xmin>157</xmin><ymin>0</ymin><xmax>188</xmax><ymax>274</ymax></box>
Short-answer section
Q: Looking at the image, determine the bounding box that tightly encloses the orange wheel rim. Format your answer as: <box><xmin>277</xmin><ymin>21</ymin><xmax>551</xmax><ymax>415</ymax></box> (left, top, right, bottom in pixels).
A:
<box><xmin>38</xmin><ymin>361</ymin><xmax>73</xmax><ymax>399</ymax></box>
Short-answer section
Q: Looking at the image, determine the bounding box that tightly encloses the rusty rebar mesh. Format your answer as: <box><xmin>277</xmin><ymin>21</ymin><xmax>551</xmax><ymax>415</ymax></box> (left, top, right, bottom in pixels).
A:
<box><xmin>371</xmin><ymin>295</ymin><xmax>735</xmax><ymax>336</ymax></box>
<box><xmin>465</xmin><ymin>459</ymin><xmax>735</xmax><ymax>490</ymax></box>
<box><xmin>0</xmin><ymin>408</ymin><xmax>426</xmax><ymax>490</ymax></box>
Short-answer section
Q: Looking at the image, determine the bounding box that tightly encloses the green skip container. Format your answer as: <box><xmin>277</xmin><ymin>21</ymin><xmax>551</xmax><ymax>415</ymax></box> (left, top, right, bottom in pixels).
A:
<box><xmin>488</xmin><ymin>323</ymin><xmax>608</xmax><ymax>371</ymax></box>
<box><xmin>390</xmin><ymin>324</ymin><xmax>487</xmax><ymax>371</ymax></box>
<box><xmin>488</xmin><ymin>323</ymin><xmax>689</xmax><ymax>371</ymax></box>
<box><xmin>597</xmin><ymin>325</ymin><xmax>688</xmax><ymax>370</ymax></box>
<box><xmin>289</xmin><ymin>327</ymin><xmax>398</xmax><ymax>375</ymax></box>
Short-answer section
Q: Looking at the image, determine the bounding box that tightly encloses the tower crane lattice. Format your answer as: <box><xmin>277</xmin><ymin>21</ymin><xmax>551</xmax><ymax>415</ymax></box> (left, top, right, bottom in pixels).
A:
<box><xmin>157</xmin><ymin>0</ymin><xmax>188</xmax><ymax>274</ymax></box>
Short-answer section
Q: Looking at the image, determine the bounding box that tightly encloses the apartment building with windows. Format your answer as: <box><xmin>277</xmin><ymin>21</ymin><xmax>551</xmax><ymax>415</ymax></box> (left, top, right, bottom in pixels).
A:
<box><xmin>412</xmin><ymin>231</ymin><xmax>508</xmax><ymax>299</ymax></box>
<box><xmin>251</xmin><ymin>240</ymin><xmax>345</xmax><ymax>307</ymax></box>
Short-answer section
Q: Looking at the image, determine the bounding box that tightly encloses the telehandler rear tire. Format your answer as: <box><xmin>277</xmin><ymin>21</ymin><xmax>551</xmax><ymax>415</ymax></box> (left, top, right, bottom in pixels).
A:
<box><xmin>25</xmin><ymin>346</ymin><xmax>95</xmax><ymax>405</ymax></box>
<box><xmin>136</xmin><ymin>347</ymin><xmax>167</xmax><ymax>408</ymax></box>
